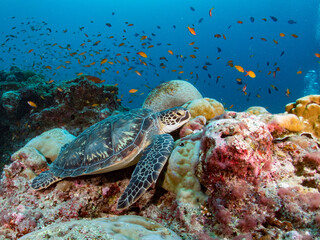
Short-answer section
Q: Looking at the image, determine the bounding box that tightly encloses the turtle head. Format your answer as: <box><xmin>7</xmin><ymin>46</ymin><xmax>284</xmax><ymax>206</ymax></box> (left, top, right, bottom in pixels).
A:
<box><xmin>158</xmin><ymin>107</ymin><xmax>191</xmax><ymax>133</ymax></box>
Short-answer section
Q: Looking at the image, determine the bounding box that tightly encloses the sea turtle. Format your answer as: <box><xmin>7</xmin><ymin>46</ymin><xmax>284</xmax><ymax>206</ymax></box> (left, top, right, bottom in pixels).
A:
<box><xmin>31</xmin><ymin>107</ymin><xmax>190</xmax><ymax>210</ymax></box>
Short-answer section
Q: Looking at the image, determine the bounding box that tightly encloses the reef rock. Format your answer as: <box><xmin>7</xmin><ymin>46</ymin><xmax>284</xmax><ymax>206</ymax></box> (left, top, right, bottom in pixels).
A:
<box><xmin>142</xmin><ymin>80</ymin><xmax>202</xmax><ymax>112</ymax></box>
<box><xmin>285</xmin><ymin>95</ymin><xmax>320</xmax><ymax>137</ymax></box>
<box><xmin>1</xmin><ymin>90</ymin><xmax>21</xmax><ymax>118</ymax></box>
<box><xmin>19</xmin><ymin>215</ymin><xmax>181</xmax><ymax>240</ymax></box>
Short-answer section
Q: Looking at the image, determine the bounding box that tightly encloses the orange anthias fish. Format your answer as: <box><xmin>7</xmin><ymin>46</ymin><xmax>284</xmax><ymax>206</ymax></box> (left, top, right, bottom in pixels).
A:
<box><xmin>137</xmin><ymin>52</ymin><xmax>147</xmax><ymax>58</ymax></box>
<box><xmin>135</xmin><ymin>70</ymin><xmax>142</xmax><ymax>76</ymax></box>
<box><xmin>315</xmin><ymin>53</ymin><xmax>320</xmax><ymax>58</ymax></box>
<box><xmin>28</xmin><ymin>49</ymin><xmax>34</xmax><ymax>53</ymax></box>
<box><xmin>100</xmin><ymin>58</ymin><xmax>108</xmax><ymax>65</ymax></box>
<box><xmin>168</xmin><ymin>50</ymin><xmax>173</xmax><ymax>55</ymax></box>
<box><xmin>286</xmin><ymin>88</ymin><xmax>291</xmax><ymax>97</ymax></box>
<box><xmin>85</xmin><ymin>75</ymin><xmax>105</xmax><ymax>83</ymax></box>
<box><xmin>245</xmin><ymin>70</ymin><xmax>256</xmax><ymax>78</ymax></box>
<box><xmin>46</xmin><ymin>79</ymin><xmax>54</xmax><ymax>84</ymax></box>
<box><xmin>27</xmin><ymin>101</ymin><xmax>37</xmax><ymax>108</ymax></box>
<box><xmin>234</xmin><ymin>65</ymin><xmax>244</xmax><ymax>73</ymax></box>
<box><xmin>242</xmin><ymin>84</ymin><xmax>247</xmax><ymax>95</ymax></box>
<box><xmin>129</xmin><ymin>89</ymin><xmax>138</xmax><ymax>93</ymax></box>
<box><xmin>187</xmin><ymin>26</ymin><xmax>196</xmax><ymax>35</ymax></box>
<box><xmin>209</xmin><ymin>7</ymin><xmax>214</xmax><ymax>17</ymax></box>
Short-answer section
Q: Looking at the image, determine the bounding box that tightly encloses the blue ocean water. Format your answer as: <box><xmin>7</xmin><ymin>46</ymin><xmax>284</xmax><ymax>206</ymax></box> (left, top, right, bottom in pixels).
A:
<box><xmin>0</xmin><ymin>0</ymin><xmax>319</xmax><ymax>113</ymax></box>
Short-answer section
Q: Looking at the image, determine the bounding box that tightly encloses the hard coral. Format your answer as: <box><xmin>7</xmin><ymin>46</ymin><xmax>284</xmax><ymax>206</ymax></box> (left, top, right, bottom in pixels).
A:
<box><xmin>268</xmin><ymin>113</ymin><xmax>304</xmax><ymax>132</ymax></box>
<box><xmin>19</xmin><ymin>215</ymin><xmax>181</xmax><ymax>240</ymax></box>
<box><xmin>245</xmin><ymin>106</ymin><xmax>269</xmax><ymax>115</ymax></box>
<box><xmin>25</xmin><ymin>128</ymin><xmax>75</xmax><ymax>162</ymax></box>
<box><xmin>142</xmin><ymin>80</ymin><xmax>202</xmax><ymax>112</ymax></box>
<box><xmin>10</xmin><ymin>146</ymin><xmax>47</xmax><ymax>172</ymax></box>
<box><xmin>182</xmin><ymin>98</ymin><xmax>224</xmax><ymax>121</ymax></box>
<box><xmin>285</xmin><ymin>95</ymin><xmax>320</xmax><ymax>137</ymax></box>
<box><xmin>161</xmin><ymin>138</ymin><xmax>207</xmax><ymax>205</ymax></box>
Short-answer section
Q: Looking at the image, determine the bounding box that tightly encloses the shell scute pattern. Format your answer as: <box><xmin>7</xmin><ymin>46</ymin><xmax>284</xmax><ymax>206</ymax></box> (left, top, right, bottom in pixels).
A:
<box><xmin>50</xmin><ymin>109</ymin><xmax>157</xmax><ymax>178</ymax></box>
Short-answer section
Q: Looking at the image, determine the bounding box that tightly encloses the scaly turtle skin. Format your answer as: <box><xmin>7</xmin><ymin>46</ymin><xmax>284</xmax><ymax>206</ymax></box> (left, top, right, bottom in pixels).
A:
<box><xmin>31</xmin><ymin>107</ymin><xmax>190</xmax><ymax>210</ymax></box>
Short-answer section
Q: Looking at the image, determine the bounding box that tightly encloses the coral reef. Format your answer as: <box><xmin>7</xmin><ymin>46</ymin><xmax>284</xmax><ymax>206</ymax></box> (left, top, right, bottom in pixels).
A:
<box><xmin>19</xmin><ymin>215</ymin><xmax>181</xmax><ymax>240</ymax></box>
<box><xmin>182</xmin><ymin>98</ymin><xmax>224</xmax><ymax>121</ymax></box>
<box><xmin>1</xmin><ymin>91</ymin><xmax>320</xmax><ymax>239</ymax></box>
<box><xmin>0</xmin><ymin>66</ymin><xmax>125</xmax><ymax>172</ymax></box>
<box><xmin>285</xmin><ymin>95</ymin><xmax>320</xmax><ymax>137</ymax></box>
<box><xmin>142</xmin><ymin>80</ymin><xmax>202</xmax><ymax>112</ymax></box>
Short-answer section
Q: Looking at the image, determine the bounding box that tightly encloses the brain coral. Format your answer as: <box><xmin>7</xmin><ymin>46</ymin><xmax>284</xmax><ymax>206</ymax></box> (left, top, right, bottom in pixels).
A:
<box><xmin>142</xmin><ymin>80</ymin><xmax>202</xmax><ymax>112</ymax></box>
<box><xmin>182</xmin><ymin>98</ymin><xmax>224</xmax><ymax>121</ymax></box>
<box><xmin>19</xmin><ymin>215</ymin><xmax>181</xmax><ymax>240</ymax></box>
<box><xmin>285</xmin><ymin>95</ymin><xmax>320</xmax><ymax>137</ymax></box>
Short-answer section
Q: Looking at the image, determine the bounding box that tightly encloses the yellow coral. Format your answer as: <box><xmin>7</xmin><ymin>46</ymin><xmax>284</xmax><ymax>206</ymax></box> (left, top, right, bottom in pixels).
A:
<box><xmin>182</xmin><ymin>98</ymin><xmax>224</xmax><ymax>121</ymax></box>
<box><xmin>161</xmin><ymin>139</ymin><xmax>207</xmax><ymax>205</ymax></box>
<box><xmin>285</xmin><ymin>95</ymin><xmax>320</xmax><ymax>137</ymax></box>
<box><xmin>246</xmin><ymin>106</ymin><xmax>269</xmax><ymax>115</ymax></box>
<box><xmin>271</xmin><ymin>113</ymin><xmax>304</xmax><ymax>132</ymax></box>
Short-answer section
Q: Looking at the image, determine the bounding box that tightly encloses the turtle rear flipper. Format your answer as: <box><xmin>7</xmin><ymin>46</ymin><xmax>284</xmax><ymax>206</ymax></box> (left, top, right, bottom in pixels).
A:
<box><xmin>117</xmin><ymin>134</ymin><xmax>174</xmax><ymax>210</ymax></box>
<box><xmin>31</xmin><ymin>170</ymin><xmax>62</xmax><ymax>190</ymax></box>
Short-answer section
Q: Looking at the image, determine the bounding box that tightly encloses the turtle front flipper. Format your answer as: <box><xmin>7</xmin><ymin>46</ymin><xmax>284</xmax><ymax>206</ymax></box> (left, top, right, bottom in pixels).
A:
<box><xmin>31</xmin><ymin>170</ymin><xmax>62</xmax><ymax>190</ymax></box>
<box><xmin>117</xmin><ymin>134</ymin><xmax>174</xmax><ymax>210</ymax></box>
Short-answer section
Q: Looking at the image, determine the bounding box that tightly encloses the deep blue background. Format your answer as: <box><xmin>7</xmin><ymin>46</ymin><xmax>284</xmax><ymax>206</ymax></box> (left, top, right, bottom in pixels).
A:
<box><xmin>0</xmin><ymin>0</ymin><xmax>319</xmax><ymax>113</ymax></box>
